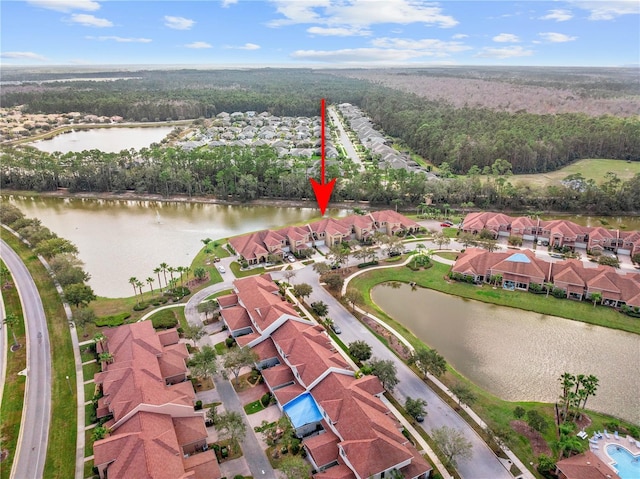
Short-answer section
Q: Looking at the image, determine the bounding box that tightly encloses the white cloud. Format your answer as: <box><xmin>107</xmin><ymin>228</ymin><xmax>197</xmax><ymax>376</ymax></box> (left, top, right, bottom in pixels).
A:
<box><xmin>185</xmin><ymin>41</ymin><xmax>212</xmax><ymax>49</ymax></box>
<box><xmin>539</xmin><ymin>32</ymin><xmax>577</xmax><ymax>42</ymax></box>
<box><xmin>26</xmin><ymin>0</ymin><xmax>100</xmax><ymax>12</ymax></box>
<box><xmin>307</xmin><ymin>26</ymin><xmax>370</xmax><ymax>36</ymax></box>
<box><xmin>371</xmin><ymin>37</ymin><xmax>472</xmax><ymax>54</ymax></box>
<box><xmin>222</xmin><ymin>0</ymin><xmax>238</xmax><ymax>6</ymax></box>
<box><xmin>569</xmin><ymin>1</ymin><xmax>639</xmax><ymax>20</ymax></box>
<box><xmin>452</xmin><ymin>33</ymin><xmax>468</xmax><ymax>39</ymax></box>
<box><xmin>164</xmin><ymin>15</ymin><xmax>195</xmax><ymax>30</ymax></box>
<box><xmin>69</xmin><ymin>14</ymin><xmax>113</xmax><ymax>27</ymax></box>
<box><xmin>291</xmin><ymin>47</ymin><xmax>431</xmax><ymax>62</ymax></box>
<box><xmin>224</xmin><ymin>43</ymin><xmax>261</xmax><ymax>50</ymax></box>
<box><xmin>475</xmin><ymin>45</ymin><xmax>534</xmax><ymax>59</ymax></box>
<box><xmin>493</xmin><ymin>33</ymin><xmax>520</xmax><ymax>43</ymax></box>
<box><xmin>269</xmin><ymin>0</ymin><xmax>458</xmax><ymax>28</ymax></box>
<box><xmin>0</xmin><ymin>51</ymin><xmax>48</xmax><ymax>61</ymax></box>
<box><xmin>88</xmin><ymin>36</ymin><xmax>152</xmax><ymax>43</ymax></box>
<box><xmin>540</xmin><ymin>9</ymin><xmax>573</xmax><ymax>21</ymax></box>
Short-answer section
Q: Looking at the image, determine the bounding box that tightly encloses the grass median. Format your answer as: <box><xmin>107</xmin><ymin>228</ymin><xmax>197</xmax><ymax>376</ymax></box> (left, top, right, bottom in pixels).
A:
<box><xmin>2</xmin><ymin>235</ymin><xmax>77</xmax><ymax>479</ymax></box>
<box><xmin>0</xmin><ymin>260</ymin><xmax>27</xmax><ymax>479</ymax></box>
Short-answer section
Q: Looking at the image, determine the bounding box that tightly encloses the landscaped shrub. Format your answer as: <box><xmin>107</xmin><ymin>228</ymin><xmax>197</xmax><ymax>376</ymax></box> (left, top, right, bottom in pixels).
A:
<box><xmin>195</xmin><ymin>400</ymin><xmax>203</xmax><ymax>410</ymax></box>
<box><xmin>552</xmin><ymin>287</ymin><xmax>566</xmax><ymax>299</ymax></box>
<box><xmin>151</xmin><ymin>312</ymin><xmax>178</xmax><ymax>329</ymax></box>
<box><xmin>357</xmin><ymin>260</ymin><xmax>379</xmax><ymax>268</ymax></box>
<box><xmin>261</xmin><ymin>392</ymin><xmax>272</xmax><ymax>407</ymax></box>
<box><xmin>513</xmin><ymin>406</ymin><xmax>526</xmax><ymax>419</ymax></box>
<box><xmin>95</xmin><ymin>312</ymin><xmax>131</xmax><ymax>327</ymax></box>
<box><xmin>225</xmin><ymin>336</ymin><xmax>236</xmax><ymax>348</ymax></box>
<box><xmin>528</xmin><ymin>283</ymin><xmax>544</xmax><ymax>294</ymax></box>
<box><xmin>133</xmin><ymin>302</ymin><xmax>149</xmax><ymax>311</ymax></box>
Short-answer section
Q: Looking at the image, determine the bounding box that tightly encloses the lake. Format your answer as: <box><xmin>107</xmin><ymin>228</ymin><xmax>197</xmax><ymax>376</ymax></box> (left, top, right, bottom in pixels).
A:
<box><xmin>6</xmin><ymin>195</ymin><xmax>346</xmax><ymax>298</ymax></box>
<box><xmin>29</xmin><ymin>126</ymin><xmax>174</xmax><ymax>153</ymax></box>
<box><xmin>372</xmin><ymin>282</ymin><xmax>640</xmax><ymax>424</ymax></box>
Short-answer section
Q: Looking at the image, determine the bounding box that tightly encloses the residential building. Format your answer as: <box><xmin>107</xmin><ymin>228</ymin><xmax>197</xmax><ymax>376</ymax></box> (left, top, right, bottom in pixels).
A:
<box><xmin>555</xmin><ymin>450</ymin><xmax>621</xmax><ymax>479</ymax></box>
<box><xmin>451</xmin><ymin>249</ymin><xmax>640</xmax><ymax>308</ymax></box>
<box><xmin>218</xmin><ymin>275</ymin><xmax>431</xmax><ymax>479</ymax></box>
<box><xmin>461</xmin><ymin>212</ymin><xmax>640</xmax><ymax>256</ymax></box>
<box><xmin>229</xmin><ymin>210</ymin><xmax>420</xmax><ymax>265</ymax></box>
<box><xmin>92</xmin><ymin>322</ymin><xmax>219</xmax><ymax>479</ymax></box>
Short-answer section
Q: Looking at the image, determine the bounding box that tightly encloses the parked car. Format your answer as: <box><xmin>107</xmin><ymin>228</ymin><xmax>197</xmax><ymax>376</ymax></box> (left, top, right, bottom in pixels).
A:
<box><xmin>213</xmin><ymin>256</ymin><xmax>221</xmax><ymax>263</ymax></box>
<box><xmin>218</xmin><ymin>265</ymin><xmax>226</xmax><ymax>273</ymax></box>
<box><xmin>415</xmin><ymin>414</ymin><xmax>425</xmax><ymax>422</ymax></box>
<box><xmin>330</xmin><ymin>263</ymin><xmax>340</xmax><ymax>269</ymax></box>
<box><xmin>388</xmin><ymin>251</ymin><xmax>401</xmax><ymax>257</ymax></box>
<box><xmin>330</xmin><ymin>324</ymin><xmax>342</xmax><ymax>334</ymax></box>
<box><xmin>441</xmin><ymin>221</ymin><xmax>454</xmax><ymax>227</ymax></box>
<box><xmin>287</xmin><ymin>255</ymin><xmax>296</xmax><ymax>263</ymax></box>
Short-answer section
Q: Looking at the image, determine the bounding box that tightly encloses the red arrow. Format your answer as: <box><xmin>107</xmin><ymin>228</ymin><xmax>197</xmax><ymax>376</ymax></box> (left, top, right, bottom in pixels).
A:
<box><xmin>310</xmin><ymin>98</ymin><xmax>336</xmax><ymax>216</ymax></box>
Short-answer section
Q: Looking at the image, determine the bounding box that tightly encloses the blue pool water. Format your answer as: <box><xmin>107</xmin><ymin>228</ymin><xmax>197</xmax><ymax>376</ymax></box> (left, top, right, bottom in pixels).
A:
<box><xmin>282</xmin><ymin>393</ymin><xmax>323</xmax><ymax>429</ymax></box>
<box><xmin>606</xmin><ymin>444</ymin><xmax>640</xmax><ymax>478</ymax></box>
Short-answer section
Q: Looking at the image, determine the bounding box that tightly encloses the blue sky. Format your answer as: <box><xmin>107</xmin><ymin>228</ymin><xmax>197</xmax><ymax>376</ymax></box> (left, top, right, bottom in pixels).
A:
<box><xmin>1</xmin><ymin>0</ymin><xmax>639</xmax><ymax>67</ymax></box>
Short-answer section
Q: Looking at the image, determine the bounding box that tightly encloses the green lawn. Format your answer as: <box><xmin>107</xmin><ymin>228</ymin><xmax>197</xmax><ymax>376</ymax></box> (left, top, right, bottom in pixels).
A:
<box><xmin>434</xmin><ymin>252</ymin><xmax>459</xmax><ymax>261</ymax></box>
<box><xmin>0</xmin><ymin>263</ymin><xmax>27</xmax><ymax>479</ymax></box>
<box><xmin>2</xmin><ymin>235</ymin><xmax>77</xmax><ymax>479</ymax></box>
<box><xmin>85</xmin><ymin>403</ymin><xmax>97</xmax><ymax>427</ymax></box>
<box><xmin>230</xmin><ymin>261</ymin><xmax>265</xmax><ymax>278</ymax></box>
<box><xmin>498</xmin><ymin>159</ymin><xmax>640</xmax><ymax>188</ymax></box>
<box><xmin>347</xmin><ymin>261</ymin><xmax>640</xmax><ymax>475</ymax></box>
<box><xmin>80</xmin><ymin>346</ymin><xmax>97</xmax><ymax>363</ymax></box>
<box><xmin>84</xmin><ymin>428</ymin><xmax>94</xmax><ymax>457</ymax></box>
<box><xmin>205</xmin><ymin>288</ymin><xmax>234</xmax><ymax>301</ymax></box>
<box><xmin>350</xmin><ymin>261</ymin><xmax>640</xmax><ymax>335</ymax></box>
<box><xmin>82</xmin><ymin>361</ymin><xmax>100</xmax><ymax>381</ymax></box>
<box><xmin>441</xmin><ymin>227</ymin><xmax>458</xmax><ymax>238</ymax></box>
<box><xmin>243</xmin><ymin>400</ymin><xmax>265</xmax><ymax>415</ymax></box>
<box><xmin>214</xmin><ymin>341</ymin><xmax>228</xmax><ymax>355</ymax></box>
<box><xmin>85</xmin><ymin>381</ymin><xmax>96</xmax><ymax>400</ymax></box>
<box><xmin>83</xmin><ymin>459</ymin><xmax>96</xmax><ymax>479</ymax></box>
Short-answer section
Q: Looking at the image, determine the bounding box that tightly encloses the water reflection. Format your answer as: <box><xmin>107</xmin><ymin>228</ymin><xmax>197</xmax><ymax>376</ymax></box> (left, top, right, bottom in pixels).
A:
<box><xmin>8</xmin><ymin>195</ymin><xmax>348</xmax><ymax>298</ymax></box>
<box><xmin>372</xmin><ymin>282</ymin><xmax>640</xmax><ymax>424</ymax></box>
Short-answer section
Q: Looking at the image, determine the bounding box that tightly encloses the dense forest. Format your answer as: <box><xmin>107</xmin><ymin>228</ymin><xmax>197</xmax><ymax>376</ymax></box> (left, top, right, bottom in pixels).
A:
<box><xmin>2</xmin><ymin>68</ymin><xmax>639</xmax><ymax>175</ymax></box>
<box><xmin>2</xmin><ymin>144</ymin><xmax>639</xmax><ymax>214</ymax></box>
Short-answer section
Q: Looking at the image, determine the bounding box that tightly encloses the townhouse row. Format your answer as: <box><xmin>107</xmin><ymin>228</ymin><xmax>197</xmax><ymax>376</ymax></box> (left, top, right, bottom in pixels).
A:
<box><xmin>229</xmin><ymin>210</ymin><xmax>421</xmax><ymax>265</ymax></box>
<box><xmin>92</xmin><ymin>323</ymin><xmax>220</xmax><ymax>479</ymax></box>
<box><xmin>218</xmin><ymin>274</ymin><xmax>432</xmax><ymax>479</ymax></box>
<box><xmin>452</xmin><ymin>248</ymin><xmax>640</xmax><ymax>308</ymax></box>
<box><xmin>462</xmin><ymin>212</ymin><xmax>640</xmax><ymax>256</ymax></box>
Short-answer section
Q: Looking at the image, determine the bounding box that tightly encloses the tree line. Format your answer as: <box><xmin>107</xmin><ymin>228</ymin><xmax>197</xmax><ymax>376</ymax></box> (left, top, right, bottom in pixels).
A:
<box><xmin>2</xmin><ymin>68</ymin><xmax>639</xmax><ymax>175</ymax></box>
<box><xmin>2</xmin><ymin>143</ymin><xmax>640</xmax><ymax>214</ymax></box>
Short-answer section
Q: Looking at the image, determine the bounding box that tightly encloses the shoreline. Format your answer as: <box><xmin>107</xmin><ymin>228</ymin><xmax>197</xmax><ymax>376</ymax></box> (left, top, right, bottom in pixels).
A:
<box><xmin>3</xmin><ymin>189</ymin><xmax>639</xmax><ymax>219</ymax></box>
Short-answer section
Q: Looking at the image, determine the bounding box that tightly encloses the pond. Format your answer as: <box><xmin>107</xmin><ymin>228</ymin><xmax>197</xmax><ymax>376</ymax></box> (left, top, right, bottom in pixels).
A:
<box><xmin>29</xmin><ymin>126</ymin><xmax>174</xmax><ymax>153</ymax></box>
<box><xmin>371</xmin><ymin>282</ymin><xmax>640</xmax><ymax>424</ymax></box>
<box><xmin>7</xmin><ymin>195</ymin><xmax>346</xmax><ymax>298</ymax></box>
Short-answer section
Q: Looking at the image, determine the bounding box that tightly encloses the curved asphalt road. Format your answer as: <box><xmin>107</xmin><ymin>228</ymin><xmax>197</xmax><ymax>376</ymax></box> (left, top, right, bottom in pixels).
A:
<box><xmin>1</xmin><ymin>239</ymin><xmax>52</xmax><ymax>479</ymax></box>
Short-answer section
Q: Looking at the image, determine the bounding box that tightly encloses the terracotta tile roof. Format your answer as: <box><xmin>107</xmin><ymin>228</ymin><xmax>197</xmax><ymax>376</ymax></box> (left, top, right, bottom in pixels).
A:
<box><xmin>587</xmin><ymin>271</ymin><xmax>622</xmax><ymax>296</ymax></box>
<box><xmin>490</xmin><ymin>250</ymin><xmax>548</xmax><ymax>281</ymax></box>
<box><xmin>273</xmin><ymin>383</ymin><xmax>306</xmax><ymax>405</ymax></box>
<box><xmin>370</xmin><ymin>210</ymin><xmax>420</xmax><ymax>229</ymax></box>
<box><xmin>511</xmin><ymin>216</ymin><xmax>537</xmax><ymax>231</ymax></box>
<box><xmin>312</xmin><ymin>464</ymin><xmax>356</xmax><ymax>479</ymax></box>
<box><xmin>262</xmin><ymin>364</ymin><xmax>295</xmax><ymax>390</ymax></box>
<box><xmin>276</xmin><ymin>225</ymin><xmax>311</xmax><ymax>243</ymax></box>
<box><xmin>552</xmin><ymin>261</ymin><xmax>586</xmax><ymax>286</ymax></box>
<box><xmin>156</xmin><ymin>329</ymin><xmax>180</xmax><ymax>346</ymax></box>
<box><xmin>236</xmin><ymin>333</ymin><xmax>260</xmax><ymax>347</ymax></box>
<box><xmin>235</xmin><ymin>275</ymin><xmax>297</xmax><ymax>332</ymax></box>
<box><xmin>229</xmin><ymin>230</ymin><xmax>272</xmax><ymax>261</ymax></box>
<box><xmin>220</xmin><ymin>306</ymin><xmax>252</xmax><ymax>332</ymax></box>
<box><xmin>172</xmin><ymin>416</ymin><xmax>207</xmax><ymax>447</ymax></box>
<box><xmin>272</xmin><ymin>321</ymin><xmax>349</xmax><ymax>387</ymax></box>
<box><xmin>542</xmin><ymin>219</ymin><xmax>587</xmax><ymax>238</ymax></box>
<box><xmin>452</xmin><ymin>248</ymin><xmax>509</xmax><ymax>277</ymax></box>
<box><xmin>304</xmin><ymin>426</ymin><xmax>341</xmax><ymax>468</ymax></box>
<box><xmin>182</xmin><ymin>450</ymin><xmax>220</xmax><ymax>479</ymax></box>
<box><xmin>400</xmin><ymin>444</ymin><xmax>432</xmax><ymax>479</ymax></box>
<box><xmin>589</xmin><ymin>226</ymin><xmax>616</xmax><ymax>241</ymax></box>
<box><xmin>310</xmin><ymin>217</ymin><xmax>352</xmax><ymax>236</ymax></box>
<box><xmin>93</xmin><ymin>411</ymin><xmax>191</xmax><ymax>479</ymax></box>
<box><xmin>216</xmin><ymin>294</ymin><xmax>238</xmax><ymax>308</ymax></box>
<box><xmin>251</xmin><ymin>337</ymin><xmax>279</xmax><ymax>362</ymax></box>
<box><xmin>555</xmin><ymin>450</ymin><xmax>620</xmax><ymax>479</ymax></box>
<box><xmin>341</xmin><ymin>436</ymin><xmax>413</xmax><ymax>479</ymax></box>
<box><xmin>158</xmin><ymin>343</ymin><xmax>189</xmax><ymax>380</ymax></box>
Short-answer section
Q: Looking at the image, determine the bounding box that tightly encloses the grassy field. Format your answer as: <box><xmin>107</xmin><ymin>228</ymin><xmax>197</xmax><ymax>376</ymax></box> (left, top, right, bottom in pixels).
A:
<box><xmin>0</xmin><ymin>261</ymin><xmax>27</xmax><ymax>479</ymax></box>
<box><xmin>2</xmin><ymin>235</ymin><xmax>77</xmax><ymax>479</ymax></box>
<box><xmin>504</xmin><ymin>159</ymin><xmax>640</xmax><ymax>187</ymax></box>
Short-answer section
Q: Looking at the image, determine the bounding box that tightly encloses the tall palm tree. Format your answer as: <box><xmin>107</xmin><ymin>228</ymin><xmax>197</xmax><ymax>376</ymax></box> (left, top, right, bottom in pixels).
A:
<box><xmin>168</xmin><ymin>266</ymin><xmax>176</xmax><ymax>283</ymax></box>
<box><xmin>3</xmin><ymin>313</ymin><xmax>19</xmax><ymax>348</ymax></box>
<box><xmin>153</xmin><ymin>267</ymin><xmax>163</xmax><ymax>291</ymax></box>
<box><xmin>580</xmin><ymin>375</ymin><xmax>599</xmax><ymax>410</ymax></box>
<box><xmin>544</xmin><ymin>281</ymin><xmax>554</xmax><ymax>298</ymax></box>
<box><xmin>129</xmin><ymin>277</ymin><xmax>139</xmax><ymax>303</ymax></box>
<box><xmin>146</xmin><ymin>277</ymin><xmax>155</xmax><ymax>298</ymax></box>
<box><xmin>136</xmin><ymin>280</ymin><xmax>144</xmax><ymax>299</ymax></box>
<box><xmin>160</xmin><ymin>262</ymin><xmax>169</xmax><ymax>289</ymax></box>
<box><xmin>93</xmin><ymin>332</ymin><xmax>106</xmax><ymax>351</ymax></box>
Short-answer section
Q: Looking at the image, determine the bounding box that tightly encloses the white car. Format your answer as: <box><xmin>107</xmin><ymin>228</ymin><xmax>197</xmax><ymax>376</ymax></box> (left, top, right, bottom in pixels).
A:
<box><xmin>218</xmin><ymin>265</ymin><xmax>226</xmax><ymax>273</ymax></box>
<box><xmin>287</xmin><ymin>255</ymin><xmax>296</xmax><ymax>263</ymax></box>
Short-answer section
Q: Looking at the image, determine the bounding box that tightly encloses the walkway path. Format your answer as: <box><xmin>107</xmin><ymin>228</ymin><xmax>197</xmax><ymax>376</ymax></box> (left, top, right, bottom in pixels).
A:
<box><xmin>1</xmin><ymin>239</ymin><xmax>52</xmax><ymax>479</ymax></box>
<box><xmin>212</xmin><ymin>374</ymin><xmax>277</xmax><ymax>479</ymax></box>
<box><xmin>0</xmin><ymin>289</ymin><xmax>7</xmax><ymax>412</ymax></box>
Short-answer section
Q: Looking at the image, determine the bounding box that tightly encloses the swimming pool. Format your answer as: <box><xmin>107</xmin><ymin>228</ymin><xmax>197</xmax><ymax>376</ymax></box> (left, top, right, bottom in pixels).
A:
<box><xmin>606</xmin><ymin>444</ymin><xmax>640</xmax><ymax>478</ymax></box>
<box><xmin>282</xmin><ymin>393</ymin><xmax>323</xmax><ymax>429</ymax></box>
